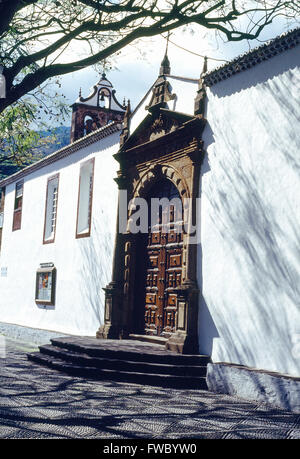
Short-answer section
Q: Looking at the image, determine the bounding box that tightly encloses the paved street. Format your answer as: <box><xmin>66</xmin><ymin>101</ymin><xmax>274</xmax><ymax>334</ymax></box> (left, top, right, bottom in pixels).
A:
<box><xmin>0</xmin><ymin>336</ymin><xmax>299</xmax><ymax>439</ymax></box>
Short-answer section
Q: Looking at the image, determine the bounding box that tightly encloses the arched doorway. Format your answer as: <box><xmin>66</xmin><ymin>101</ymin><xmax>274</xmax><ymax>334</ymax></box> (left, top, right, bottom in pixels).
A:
<box><xmin>134</xmin><ymin>179</ymin><xmax>184</xmax><ymax>337</ymax></box>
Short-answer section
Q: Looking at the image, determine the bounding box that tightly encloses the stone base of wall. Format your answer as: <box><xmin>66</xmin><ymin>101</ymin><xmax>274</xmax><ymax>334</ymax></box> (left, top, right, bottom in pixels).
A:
<box><xmin>206</xmin><ymin>362</ymin><xmax>300</xmax><ymax>413</ymax></box>
<box><xmin>0</xmin><ymin>322</ymin><xmax>70</xmax><ymax>346</ymax></box>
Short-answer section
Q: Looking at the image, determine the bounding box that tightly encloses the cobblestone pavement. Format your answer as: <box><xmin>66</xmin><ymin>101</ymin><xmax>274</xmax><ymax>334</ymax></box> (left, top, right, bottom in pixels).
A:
<box><xmin>0</xmin><ymin>336</ymin><xmax>300</xmax><ymax>439</ymax></box>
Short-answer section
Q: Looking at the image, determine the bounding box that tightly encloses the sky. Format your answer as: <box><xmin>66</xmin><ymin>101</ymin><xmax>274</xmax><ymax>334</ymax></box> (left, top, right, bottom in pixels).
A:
<box><xmin>57</xmin><ymin>17</ymin><xmax>297</xmax><ymax>126</ymax></box>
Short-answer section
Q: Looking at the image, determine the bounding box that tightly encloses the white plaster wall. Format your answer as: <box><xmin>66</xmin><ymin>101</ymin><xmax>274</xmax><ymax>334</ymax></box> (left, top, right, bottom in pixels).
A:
<box><xmin>199</xmin><ymin>46</ymin><xmax>300</xmax><ymax>377</ymax></box>
<box><xmin>130</xmin><ymin>85</ymin><xmax>153</xmax><ymax>135</ymax></box>
<box><xmin>167</xmin><ymin>76</ymin><xmax>198</xmax><ymax>115</ymax></box>
<box><xmin>0</xmin><ymin>132</ymin><xmax>119</xmax><ymax>336</ymax></box>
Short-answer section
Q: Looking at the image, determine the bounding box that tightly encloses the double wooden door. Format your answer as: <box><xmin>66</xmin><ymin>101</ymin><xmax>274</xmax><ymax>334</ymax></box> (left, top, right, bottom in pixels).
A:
<box><xmin>143</xmin><ymin>180</ymin><xmax>183</xmax><ymax>337</ymax></box>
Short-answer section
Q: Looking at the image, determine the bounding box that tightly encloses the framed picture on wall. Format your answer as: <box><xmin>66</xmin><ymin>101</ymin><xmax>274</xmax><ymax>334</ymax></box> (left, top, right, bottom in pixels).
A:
<box><xmin>35</xmin><ymin>264</ymin><xmax>56</xmax><ymax>305</ymax></box>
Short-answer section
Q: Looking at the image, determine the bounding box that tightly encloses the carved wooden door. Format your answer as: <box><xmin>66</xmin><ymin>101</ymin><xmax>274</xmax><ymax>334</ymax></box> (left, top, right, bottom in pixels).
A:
<box><xmin>144</xmin><ymin>180</ymin><xmax>183</xmax><ymax>337</ymax></box>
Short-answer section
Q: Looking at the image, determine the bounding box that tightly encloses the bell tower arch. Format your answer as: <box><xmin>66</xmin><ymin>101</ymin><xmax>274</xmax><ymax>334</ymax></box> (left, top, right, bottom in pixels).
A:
<box><xmin>70</xmin><ymin>73</ymin><xmax>126</xmax><ymax>142</ymax></box>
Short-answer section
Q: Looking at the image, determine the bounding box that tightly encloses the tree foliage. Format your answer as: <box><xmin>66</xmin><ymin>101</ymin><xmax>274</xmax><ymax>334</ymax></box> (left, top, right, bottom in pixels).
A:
<box><xmin>0</xmin><ymin>73</ymin><xmax>70</xmax><ymax>170</ymax></box>
<box><xmin>0</xmin><ymin>97</ymin><xmax>66</xmax><ymax>169</ymax></box>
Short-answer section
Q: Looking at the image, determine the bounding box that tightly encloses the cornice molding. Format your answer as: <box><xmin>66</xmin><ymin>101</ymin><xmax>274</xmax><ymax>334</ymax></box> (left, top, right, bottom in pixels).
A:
<box><xmin>72</xmin><ymin>102</ymin><xmax>125</xmax><ymax>115</ymax></box>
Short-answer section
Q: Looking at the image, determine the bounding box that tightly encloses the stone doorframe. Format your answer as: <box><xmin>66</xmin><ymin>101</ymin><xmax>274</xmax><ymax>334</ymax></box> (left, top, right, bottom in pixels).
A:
<box><xmin>97</xmin><ymin>110</ymin><xmax>206</xmax><ymax>354</ymax></box>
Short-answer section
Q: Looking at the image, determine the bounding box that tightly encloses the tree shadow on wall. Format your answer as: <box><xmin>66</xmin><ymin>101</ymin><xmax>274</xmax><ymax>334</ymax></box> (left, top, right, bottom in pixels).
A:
<box><xmin>199</xmin><ymin>79</ymin><xmax>300</xmax><ymax>372</ymax></box>
<box><xmin>76</xmin><ymin>220</ymin><xmax>115</xmax><ymax>333</ymax></box>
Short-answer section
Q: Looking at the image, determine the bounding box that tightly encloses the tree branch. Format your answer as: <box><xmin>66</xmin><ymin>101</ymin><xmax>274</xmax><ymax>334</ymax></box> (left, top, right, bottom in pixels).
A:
<box><xmin>0</xmin><ymin>0</ymin><xmax>298</xmax><ymax>114</ymax></box>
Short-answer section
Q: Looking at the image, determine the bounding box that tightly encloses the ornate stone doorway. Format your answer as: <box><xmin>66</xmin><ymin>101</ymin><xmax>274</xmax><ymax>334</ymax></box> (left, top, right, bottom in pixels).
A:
<box><xmin>96</xmin><ymin>76</ymin><xmax>206</xmax><ymax>353</ymax></box>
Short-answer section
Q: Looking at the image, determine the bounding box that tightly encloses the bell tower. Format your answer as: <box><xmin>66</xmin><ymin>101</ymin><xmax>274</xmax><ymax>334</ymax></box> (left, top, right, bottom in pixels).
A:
<box><xmin>70</xmin><ymin>73</ymin><xmax>126</xmax><ymax>142</ymax></box>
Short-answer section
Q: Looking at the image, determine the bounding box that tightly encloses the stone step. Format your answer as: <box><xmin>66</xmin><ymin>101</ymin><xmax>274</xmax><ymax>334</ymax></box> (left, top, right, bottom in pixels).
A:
<box><xmin>27</xmin><ymin>352</ymin><xmax>208</xmax><ymax>389</ymax></box>
<box><xmin>129</xmin><ymin>334</ymin><xmax>167</xmax><ymax>346</ymax></box>
<box><xmin>27</xmin><ymin>336</ymin><xmax>210</xmax><ymax>389</ymax></box>
<box><xmin>38</xmin><ymin>345</ymin><xmax>207</xmax><ymax>377</ymax></box>
<box><xmin>49</xmin><ymin>337</ymin><xmax>210</xmax><ymax>366</ymax></box>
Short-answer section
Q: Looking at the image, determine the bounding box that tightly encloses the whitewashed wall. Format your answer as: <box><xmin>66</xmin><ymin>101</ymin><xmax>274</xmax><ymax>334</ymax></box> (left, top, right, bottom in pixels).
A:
<box><xmin>0</xmin><ymin>132</ymin><xmax>119</xmax><ymax>336</ymax></box>
<box><xmin>199</xmin><ymin>46</ymin><xmax>300</xmax><ymax>376</ymax></box>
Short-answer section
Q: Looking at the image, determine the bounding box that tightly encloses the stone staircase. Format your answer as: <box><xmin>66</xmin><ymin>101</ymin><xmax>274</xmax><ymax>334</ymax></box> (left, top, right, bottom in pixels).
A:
<box><xmin>27</xmin><ymin>336</ymin><xmax>210</xmax><ymax>389</ymax></box>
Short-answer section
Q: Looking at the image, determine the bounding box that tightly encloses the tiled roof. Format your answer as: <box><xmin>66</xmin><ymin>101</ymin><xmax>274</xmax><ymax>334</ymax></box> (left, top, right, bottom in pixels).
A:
<box><xmin>203</xmin><ymin>27</ymin><xmax>300</xmax><ymax>86</ymax></box>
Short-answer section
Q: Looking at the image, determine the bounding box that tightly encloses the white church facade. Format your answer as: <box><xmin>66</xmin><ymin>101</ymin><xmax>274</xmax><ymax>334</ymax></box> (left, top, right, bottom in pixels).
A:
<box><xmin>0</xmin><ymin>74</ymin><xmax>124</xmax><ymax>337</ymax></box>
<box><xmin>0</xmin><ymin>28</ymin><xmax>299</xmax><ymax>404</ymax></box>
